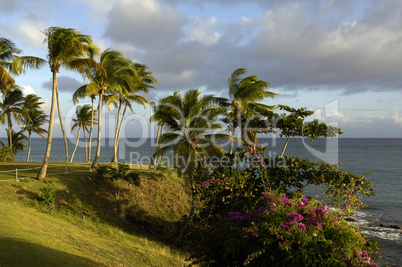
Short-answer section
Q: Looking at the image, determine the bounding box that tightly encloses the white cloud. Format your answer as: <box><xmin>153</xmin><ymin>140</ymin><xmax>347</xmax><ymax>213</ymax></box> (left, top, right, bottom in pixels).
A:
<box><xmin>21</xmin><ymin>85</ymin><xmax>35</xmax><ymax>96</ymax></box>
<box><xmin>391</xmin><ymin>111</ymin><xmax>402</xmax><ymax>124</ymax></box>
<box><xmin>185</xmin><ymin>16</ymin><xmax>221</xmax><ymax>45</ymax></box>
<box><xmin>14</xmin><ymin>14</ymin><xmax>46</xmax><ymax>49</ymax></box>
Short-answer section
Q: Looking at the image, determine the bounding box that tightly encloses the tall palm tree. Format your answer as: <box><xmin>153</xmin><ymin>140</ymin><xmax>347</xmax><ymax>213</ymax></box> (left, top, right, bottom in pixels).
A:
<box><xmin>81</xmin><ymin>49</ymin><xmax>138</xmax><ymax>168</ymax></box>
<box><xmin>36</xmin><ymin>27</ymin><xmax>100</xmax><ymax>180</ymax></box>
<box><xmin>153</xmin><ymin>89</ymin><xmax>235</xmax><ymax>188</ymax></box>
<box><xmin>72</xmin><ymin>87</ymin><xmax>96</xmax><ymax>162</ymax></box>
<box><xmin>0</xmin><ymin>88</ymin><xmax>24</xmax><ymax>149</ymax></box>
<box><xmin>226</xmin><ymin>68</ymin><xmax>279</xmax><ymax>153</ymax></box>
<box><xmin>70</xmin><ymin>105</ymin><xmax>96</xmax><ymax>162</ymax></box>
<box><xmin>22</xmin><ymin>109</ymin><xmax>48</xmax><ymax>162</ymax></box>
<box><xmin>1</xmin><ymin>38</ymin><xmax>45</xmax><ymax>96</ymax></box>
<box><xmin>107</xmin><ymin>62</ymin><xmax>156</xmax><ymax>163</ymax></box>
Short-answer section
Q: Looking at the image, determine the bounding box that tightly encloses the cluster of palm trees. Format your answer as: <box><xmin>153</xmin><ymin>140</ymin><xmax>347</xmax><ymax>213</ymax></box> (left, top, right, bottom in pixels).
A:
<box><xmin>1</xmin><ymin>28</ymin><xmax>156</xmax><ymax>180</ymax></box>
<box><xmin>1</xmin><ymin>26</ymin><xmax>278</xmax><ymax>182</ymax></box>
<box><xmin>0</xmin><ymin>89</ymin><xmax>48</xmax><ymax>161</ymax></box>
<box><xmin>150</xmin><ymin>69</ymin><xmax>279</xmax><ymax>189</ymax></box>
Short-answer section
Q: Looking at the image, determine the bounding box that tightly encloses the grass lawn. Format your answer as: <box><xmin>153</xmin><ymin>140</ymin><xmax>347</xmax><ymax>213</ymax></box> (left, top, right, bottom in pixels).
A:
<box><xmin>0</xmin><ymin>162</ymin><xmax>190</xmax><ymax>266</ymax></box>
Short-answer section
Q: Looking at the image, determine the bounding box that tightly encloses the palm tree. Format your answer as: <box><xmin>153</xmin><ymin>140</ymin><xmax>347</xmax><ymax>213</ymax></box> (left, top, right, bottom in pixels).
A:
<box><xmin>107</xmin><ymin>62</ymin><xmax>156</xmax><ymax>163</ymax></box>
<box><xmin>72</xmin><ymin>87</ymin><xmax>96</xmax><ymax>162</ymax></box>
<box><xmin>154</xmin><ymin>89</ymin><xmax>235</xmax><ymax>188</ymax></box>
<box><xmin>149</xmin><ymin>97</ymin><xmax>170</xmax><ymax>166</ymax></box>
<box><xmin>0</xmin><ymin>130</ymin><xmax>27</xmax><ymax>156</ymax></box>
<box><xmin>0</xmin><ymin>38</ymin><xmax>21</xmax><ymax>95</ymax></box>
<box><xmin>226</xmin><ymin>68</ymin><xmax>279</xmax><ymax>153</ymax></box>
<box><xmin>22</xmin><ymin>93</ymin><xmax>48</xmax><ymax>162</ymax></box>
<box><xmin>70</xmin><ymin>105</ymin><xmax>96</xmax><ymax>162</ymax></box>
<box><xmin>36</xmin><ymin>27</ymin><xmax>100</xmax><ymax>180</ymax></box>
<box><xmin>80</xmin><ymin>49</ymin><xmax>139</xmax><ymax>168</ymax></box>
<box><xmin>1</xmin><ymin>38</ymin><xmax>45</xmax><ymax>96</ymax></box>
<box><xmin>0</xmin><ymin>88</ymin><xmax>24</xmax><ymax>149</ymax></box>
<box><xmin>22</xmin><ymin>109</ymin><xmax>48</xmax><ymax>162</ymax></box>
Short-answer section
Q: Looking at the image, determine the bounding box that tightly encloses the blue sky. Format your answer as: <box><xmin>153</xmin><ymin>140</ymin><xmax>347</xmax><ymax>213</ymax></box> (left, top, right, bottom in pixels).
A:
<box><xmin>1</xmin><ymin>0</ymin><xmax>402</xmax><ymax>138</ymax></box>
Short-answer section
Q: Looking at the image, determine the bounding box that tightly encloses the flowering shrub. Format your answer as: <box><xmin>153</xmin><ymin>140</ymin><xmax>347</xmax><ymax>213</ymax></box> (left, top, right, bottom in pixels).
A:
<box><xmin>235</xmin><ymin>146</ymin><xmax>374</xmax><ymax>217</ymax></box>
<box><xmin>185</xmin><ymin>191</ymin><xmax>380</xmax><ymax>266</ymax></box>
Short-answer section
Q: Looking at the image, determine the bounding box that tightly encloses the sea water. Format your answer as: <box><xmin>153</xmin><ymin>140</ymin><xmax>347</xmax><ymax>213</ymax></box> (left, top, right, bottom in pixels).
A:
<box><xmin>15</xmin><ymin>137</ymin><xmax>402</xmax><ymax>266</ymax></box>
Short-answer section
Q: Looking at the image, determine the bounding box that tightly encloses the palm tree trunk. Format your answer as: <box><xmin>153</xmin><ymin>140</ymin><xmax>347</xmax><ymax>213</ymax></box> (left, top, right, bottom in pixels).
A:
<box><xmin>26</xmin><ymin>131</ymin><xmax>32</xmax><ymax>162</ymax></box>
<box><xmin>229</xmin><ymin>125</ymin><xmax>235</xmax><ymax>155</ymax></box>
<box><xmin>83</xmin><ymin>127</ymin><xmax>88</xmax><ymax>162</ymax></box>
<box><xmin>92</xmin><ymin>90</ymin><xmax>103</xmax><ymax>167</ymax></box>
<box><xmin>70</xmin><ymin>126</ymin><xmax>81</xmax><ymax>163</ymax></box>
<box><xmin>280</xmin><ymin>136</ymin><xmax>290</xmax><ymax>157</ymax></box>
<box><xmin>158</xmin><ymin>125</ymin><xmax>164</xmax><ymax>164</ymax></box>
<box><xmin>114</xmin><ymin>102</ymin><xmax>127</xmax><ymax>162</ymax></box>
<box><xmin>36</xmin><ymin>71</ymin><xmax>57</xmax><ymax>180</ymax></box>
<box><xmin>7</xmin><ymin>111</ymin><xmax>12</xmax><ymax>150</ymax></box>
<box><xmin>153</xmin><ymin>124</ymin><xmax>161</xmax><ymax>166</ymax></box>
<box><xmin>56</xmin><ymin>86</ymin><xmax>68</xmax><ymax>162</ymax></box>
<box><xmin>88</xmin><ymin>96</ymin><xmax>95</xmax><ymax>163</ymax></box>
<box><xmin>111</xmin><ymin>100</ymin><xmax>122</xmax><ymax>163</ymax></box>
<box><xmin>253</xmin><ymin>132</ymin><xmax>258</xmax><ymax>148</ymax></box>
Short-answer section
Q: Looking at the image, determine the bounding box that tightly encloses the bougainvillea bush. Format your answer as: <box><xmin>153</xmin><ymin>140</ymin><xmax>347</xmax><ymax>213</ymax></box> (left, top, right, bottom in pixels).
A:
<box><xmin>185</xmin><ymin>189</ymin><xmax>380</xmax><ymax>266</ymax></box>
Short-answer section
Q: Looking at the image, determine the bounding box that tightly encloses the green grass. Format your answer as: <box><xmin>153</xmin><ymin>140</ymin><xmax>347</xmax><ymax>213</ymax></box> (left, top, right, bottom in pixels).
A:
<box><xmin>0</xmin><ymin>162</ymin><xmax>191</xmax><ymax>266</ymax></box>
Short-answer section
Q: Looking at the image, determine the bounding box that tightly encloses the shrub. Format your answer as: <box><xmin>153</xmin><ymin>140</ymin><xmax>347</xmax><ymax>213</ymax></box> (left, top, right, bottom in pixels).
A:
<box><xmin>95</xmin><ymin>163</ymin><xmax>141</xmax><ymax>186</ymax></box>
<box><xmin>185</xmin><ymin>191</ymin><xmax>380</xmax><ymax>266</ymax></box>
<box><xmin>183</xmin><ymin>147</ymin><xmax>380</xmax><ymax>266</ymax></box>
<box><xmin>0</xmin><ymin>146</ymin><xmax>14</xmax><ymax>162</ymax></box>
<box><xmin>39</xmin><ymin>180</ymin><xmax>56</xmax><ymax>208</ymax></box>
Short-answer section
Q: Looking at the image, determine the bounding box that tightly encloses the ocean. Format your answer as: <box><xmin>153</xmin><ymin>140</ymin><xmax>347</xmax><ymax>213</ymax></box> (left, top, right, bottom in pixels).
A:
<box><xmin>14</xmin><ymin>137</ymin><xmax>402</xmax><ymax>266</ymax></box>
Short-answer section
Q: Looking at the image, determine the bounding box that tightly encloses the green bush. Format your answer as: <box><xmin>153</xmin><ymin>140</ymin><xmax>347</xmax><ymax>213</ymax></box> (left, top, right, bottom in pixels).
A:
<box><xmin>95</xmin><ymin>163</ymin><xmax>141</xmax><ymax>186</ymax></box>
<box><xmin>39</xmin><ymin>180</ymin><xmax>56</xmax><ymax>208</ymax></box>
<box><xmin>183</xmin><ymin>147</ymin><xmax>380</xmax><ymax>266</ymax></box>
<box><xmin>185</xmin><ymin>191</ymin><xmax>380</xmax><ymax>266</ymax></box>
<box><xmin>0</xmin><ymin>146</ymin><xmax>14</xmax><ymax>162</ymax></box>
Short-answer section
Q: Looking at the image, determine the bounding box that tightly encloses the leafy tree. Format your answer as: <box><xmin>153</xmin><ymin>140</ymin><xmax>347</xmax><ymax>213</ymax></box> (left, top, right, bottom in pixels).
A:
<box><xmin>224</xmin><ymin>68</ymin><xmax>278</xmax><ymax>153</ymax></box>
<box><xmin>70</xmin><ymin>105</ymin><xmax>96</xmax><ymax>162</ymax></box>
<box><xmin>22</xmin><ymin>94</ymin><xmax>48</xmax><ymax>162</ymax></box>
<box><xmin>275</xmin><ymin>105</ymin><xmax>343</xmax><ymax>157</ymax></box>
<box><xmin>36</xmin><ymin>27</ymin><xmax>100</xmax><ymax>180</ymax></box>
<box><xmin>0</xmin><ymin>88</ymin><xmax>24</xmax><ymax>149</ymax></box>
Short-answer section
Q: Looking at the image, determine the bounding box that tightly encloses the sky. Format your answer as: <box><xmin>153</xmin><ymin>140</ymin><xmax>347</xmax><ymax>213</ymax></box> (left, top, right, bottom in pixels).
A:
<box><xmin>1</xmin><ymin>0</ymin><xmax>402</xmax><ymax>138</ymax></box>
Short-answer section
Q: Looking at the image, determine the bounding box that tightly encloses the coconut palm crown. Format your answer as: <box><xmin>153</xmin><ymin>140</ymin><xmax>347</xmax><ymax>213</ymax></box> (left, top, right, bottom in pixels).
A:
<box><xmin>226</xmin><ymin>68</ymin><xmax>279</xmax><ymax>153</ymax></box>
<box><xmin>153</xmin><ymin>89</ymin><xmax>235</xmax><ymax>188</ymax></box>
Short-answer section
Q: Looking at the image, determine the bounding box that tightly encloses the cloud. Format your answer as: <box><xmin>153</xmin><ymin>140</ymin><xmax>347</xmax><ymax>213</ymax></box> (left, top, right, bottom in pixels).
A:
<box><xmin>185</xmin><ymin>16</ymin><xmax>221</xmax><ymax>45</ymax></box>
<box><xmin>391</xmin><ymin>111</ymin><xmax>402</xmax><ymax>124</ymax></box>
<box><xmin>339</xmin><ymin>112</ymin><xmax>402</xmax><ymax>137</ymax></box>
<box><xmin>0</xmin><ymin>0</ymin><xmax>25</xmax><ymax>14</ymax></box>
<box><xmin>21</xmin><ymin>85</ymin><xmax>35</xmax><ymax>96</ymax></box>
<box><xmin>73</xmin><ymin>0</ymin><xmax>116</xmax><ymax>17</ymax></box>
<box><xmin>104</xmin><ymin>0</ymin><xmax>185</xmax><ymax>49</ymax></box>
<box><xmin>42</xmin><ymin>76</ymin><xmax>83</xmax><ymax>92</ymax></box>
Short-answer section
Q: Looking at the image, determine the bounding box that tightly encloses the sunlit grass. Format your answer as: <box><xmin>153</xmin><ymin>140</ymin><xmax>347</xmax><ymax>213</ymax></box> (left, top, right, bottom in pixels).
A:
<box><xmin>0</xmin><ymin>162</ymin><xmax>190</xmax><ymax>266</ymax></box>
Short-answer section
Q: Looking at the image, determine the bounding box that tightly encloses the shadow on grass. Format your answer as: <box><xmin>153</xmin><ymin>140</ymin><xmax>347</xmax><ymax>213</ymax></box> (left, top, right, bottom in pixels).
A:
<box><xmin>53</xmin><ymin>170</ymin><xmax>189</xmax><ymax>244</ymax></box>
<box><xmin>0</xmin><ymin>238</ymin><xmax>102</xmax><ymax>267</ymax></box>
